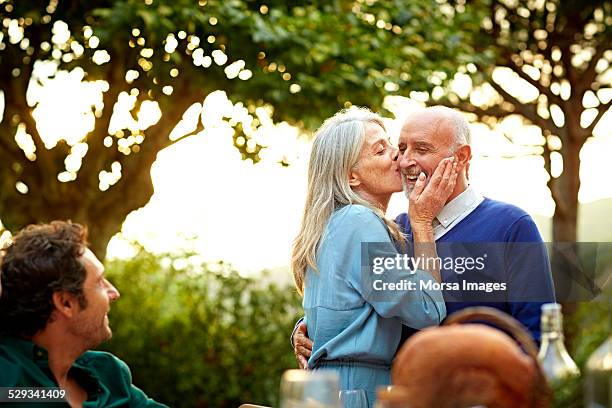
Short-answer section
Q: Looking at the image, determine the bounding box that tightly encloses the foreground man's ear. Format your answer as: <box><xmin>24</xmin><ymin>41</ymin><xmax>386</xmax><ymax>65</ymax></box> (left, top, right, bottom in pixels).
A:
<box><xmin>52</xmin><ymin>291</ymin><xmax>81</xmax><ymax>318</ymax></box>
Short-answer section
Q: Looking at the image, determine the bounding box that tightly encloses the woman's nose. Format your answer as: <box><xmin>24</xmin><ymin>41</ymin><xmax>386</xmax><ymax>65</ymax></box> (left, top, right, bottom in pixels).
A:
<box><xmin>391</xmin><ymin>146</ymin><xmax>399</xmax><ymax>161</ymax></box>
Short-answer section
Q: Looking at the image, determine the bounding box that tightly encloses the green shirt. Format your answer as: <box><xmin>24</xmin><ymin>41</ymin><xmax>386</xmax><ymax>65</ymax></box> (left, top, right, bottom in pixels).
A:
<box><xmin>0</xmin><ymin>336</ymin><xmax>168</xmax><ymax>407</ymax></box>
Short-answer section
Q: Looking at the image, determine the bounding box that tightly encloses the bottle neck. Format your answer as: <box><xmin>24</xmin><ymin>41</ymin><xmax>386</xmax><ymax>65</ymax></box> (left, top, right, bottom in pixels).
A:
<box><xmin>540</xmin><ymin>330</ymin><xmax>567</xmax><ymax>349</ymax></box>
<box><xmin>540</xmin><ymin>309</ymin><xmax>564</xmax><ymax>337</ymax></box>
<box><xmin>539</xmin><ymin>308</ymin><xmax>571</xmax><ymax>352</ymax></box>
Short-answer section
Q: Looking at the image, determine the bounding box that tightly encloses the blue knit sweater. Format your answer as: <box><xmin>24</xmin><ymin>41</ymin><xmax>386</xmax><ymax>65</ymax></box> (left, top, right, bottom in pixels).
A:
<box><xmin>395</xmin><ymin>197</ymin><xmax>556</xmax><ymax>343</ymax></box>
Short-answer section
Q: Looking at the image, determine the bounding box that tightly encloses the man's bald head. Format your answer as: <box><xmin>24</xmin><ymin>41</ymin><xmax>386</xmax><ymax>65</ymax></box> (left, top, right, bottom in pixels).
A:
<box><xmin>402</xmin><ymin>106</ymin><xmax>471</xmax><ymax>151</ymax></box>
<box><xmin>398</xmin><ymin>106</ymin><xmax>472</xmax><ymax>201</ymax></box>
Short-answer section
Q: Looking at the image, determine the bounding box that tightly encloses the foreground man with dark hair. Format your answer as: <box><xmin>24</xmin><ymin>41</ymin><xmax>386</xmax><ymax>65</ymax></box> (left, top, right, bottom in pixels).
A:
<box><xmin>0</xmin><ymin>221</ymin><xmax>167</xmax><ymax>407</ymax></box>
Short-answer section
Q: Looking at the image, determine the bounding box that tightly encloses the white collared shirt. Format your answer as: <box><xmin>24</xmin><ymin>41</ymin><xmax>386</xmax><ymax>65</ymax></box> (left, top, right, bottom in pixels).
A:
<box><xmin>431</xmin><ymin>185</ymin><xmax>484</xmax><ymax>240</ymax></box>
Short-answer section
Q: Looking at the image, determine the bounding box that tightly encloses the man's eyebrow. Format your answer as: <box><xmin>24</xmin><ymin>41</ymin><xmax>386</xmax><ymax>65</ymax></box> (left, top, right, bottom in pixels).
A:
<box><xmin>414</xmin><ymin>141</ymin><xmax>435</xmax><ymax>149</ymax></box>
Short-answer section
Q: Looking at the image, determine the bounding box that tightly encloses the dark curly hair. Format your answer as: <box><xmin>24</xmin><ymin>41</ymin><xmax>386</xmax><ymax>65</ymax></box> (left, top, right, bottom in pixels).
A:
<box><xmin>0</xmin><ymin>221</ymin><xmax>89</xmax><ymax>337</ymax></box>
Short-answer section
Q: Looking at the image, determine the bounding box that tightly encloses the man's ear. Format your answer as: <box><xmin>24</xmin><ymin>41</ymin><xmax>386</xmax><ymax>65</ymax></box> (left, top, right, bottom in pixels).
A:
<box><xmin>52</xmin><ymin>291</ymin><xmax>80</xmax><ymax>318</ymax></box>
<box><xmin>455</xmin><ymin>145</ymin><xmax>471</xmax><ymax>170</ymax></box>
<box><xmin>348</xmin><ymin>169</ymin><xmax>361</xmax><ymax>188</ymax></box>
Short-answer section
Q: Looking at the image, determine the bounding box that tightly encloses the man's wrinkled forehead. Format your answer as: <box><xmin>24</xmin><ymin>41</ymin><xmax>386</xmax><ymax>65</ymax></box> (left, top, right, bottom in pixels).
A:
<box><xmin>400</xmin><ymin>111</ymin><xmax>454</xmax><ymax>147</ymax></box>
<box><xmin>401</xmin><ymin>110</ymin><xmax>433</xmax><ymax>135</ymax></box>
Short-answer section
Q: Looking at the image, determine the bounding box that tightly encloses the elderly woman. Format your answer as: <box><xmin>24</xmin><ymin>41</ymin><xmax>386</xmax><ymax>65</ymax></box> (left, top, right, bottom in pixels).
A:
<box><xmin>291</xmin><ymin>107</ymin><xmax>457</xmax><ymax>406</ymax></box>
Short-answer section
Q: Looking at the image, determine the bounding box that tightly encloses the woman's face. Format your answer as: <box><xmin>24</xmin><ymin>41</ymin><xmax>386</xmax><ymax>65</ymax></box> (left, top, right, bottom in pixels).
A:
<box><xmin>349</xmin><ymin>123</ymin><xmax>402</xmax><ymax>205</ymax></box>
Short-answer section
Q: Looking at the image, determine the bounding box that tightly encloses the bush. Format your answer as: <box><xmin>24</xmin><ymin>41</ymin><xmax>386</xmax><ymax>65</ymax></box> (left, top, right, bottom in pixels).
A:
<box><xmin>101</xmin><ymin>247</ymin><xmax>302</xmax><ymax>407</ymax></box>
<box><xmin>100</xmin><ymin>247</ymin><xmax>609</xmax><ymax>407</ymax></box>
<box><xmin>552</xmin><ymin>301</ymin><xmax>610</xmax><ymax>408</ymax></box>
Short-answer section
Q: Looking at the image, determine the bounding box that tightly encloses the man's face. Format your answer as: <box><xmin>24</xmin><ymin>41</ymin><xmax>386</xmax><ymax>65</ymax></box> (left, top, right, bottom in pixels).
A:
<box><xmin>398</xmin><ymin>112</ymin><xmax>456</xmax><ymax>195</ymax></box>
<box><xmin>69</xmin><ymin>248</ymin><xmax>120</xmax><ymax>348</ymax></box>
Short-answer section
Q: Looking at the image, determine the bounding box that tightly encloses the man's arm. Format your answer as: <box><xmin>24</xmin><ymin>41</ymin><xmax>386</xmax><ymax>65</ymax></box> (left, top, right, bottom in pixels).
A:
<box><xmin>114</xmin><ymin>354</ymin><xmax>169</xmax><ymax>407</ymax></box>
<box><xmin>128</xmin><ymin>383</ymin><xmax>169</xmax><ymax>408</ymax></box>
<box><xmin>505</xmin><ymin>215</ymin><xmax>556</xmax><ymax>344</ymax></box>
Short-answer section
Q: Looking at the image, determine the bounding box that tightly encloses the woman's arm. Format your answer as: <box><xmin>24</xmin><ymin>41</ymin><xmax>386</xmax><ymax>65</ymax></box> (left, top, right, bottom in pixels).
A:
<box><xmin>337</xmin><ymin>206</ymin><xmax>446</xmax><ymax>328</ymax></box>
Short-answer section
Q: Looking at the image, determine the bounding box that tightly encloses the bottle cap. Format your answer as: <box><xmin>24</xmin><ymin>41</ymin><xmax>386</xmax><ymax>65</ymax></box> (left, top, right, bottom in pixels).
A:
<box><xmin>541</xmin><ymin>303</ymin><xmax>561</xmax><ymax>313</ymax></box>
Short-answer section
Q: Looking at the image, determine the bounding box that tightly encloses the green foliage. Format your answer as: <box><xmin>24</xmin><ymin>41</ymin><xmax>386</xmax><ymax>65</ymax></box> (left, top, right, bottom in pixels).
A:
<box><xmin>552</xmin><ymin>301</ymin><xmax>610</xmax><ymax>408</ymax></box>
<box><xmin>101</xmin><ymin>247</ymin><xmax>302</xmax><ymax>407</ymax></box>
<box><xmin>0</xmin><ymin>0</ymin><xmax>480</xmax><ymax>254</ymax></box>
<box><xmin>1</xmin><ymin>0</ymin><xmax>477</xmax><ymax>161</ymax></box>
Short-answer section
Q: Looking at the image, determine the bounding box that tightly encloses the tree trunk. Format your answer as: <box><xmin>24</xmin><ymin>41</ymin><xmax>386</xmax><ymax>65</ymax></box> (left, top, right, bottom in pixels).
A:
<box><xmin>550</xmin><ymin>135</ymin><xmax>583</xmax><ymax>349</ymax></box>
<box><xmin>551</xmin><ymin>136</ymin><xmax>581</xmax><ymax>243</ymax></box>
<box><xmin>78</xmin><ymin>215</ymin><xmax>127</xmax><ymax>261</ymax></box>
<box><xmin>0</xmin><ymin>202</ymin><xmax>133</xmax><ymax>261</ymax></box>
<box><xmin>0</xmin><ymin>158</ymin><xmax>155</xmax><ymax>261</ymax></box>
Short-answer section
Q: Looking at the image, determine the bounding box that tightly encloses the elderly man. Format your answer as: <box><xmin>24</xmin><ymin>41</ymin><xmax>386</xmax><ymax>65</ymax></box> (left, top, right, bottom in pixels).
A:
<box><xmin>292</xmin><ymin>106</ymin><xmax>555</xmax><ymax>368</ymax></box>
<box><xmin>0</xmin><ymin>221</ymin><xmax>167</xmax><ymax>407</ymax></box>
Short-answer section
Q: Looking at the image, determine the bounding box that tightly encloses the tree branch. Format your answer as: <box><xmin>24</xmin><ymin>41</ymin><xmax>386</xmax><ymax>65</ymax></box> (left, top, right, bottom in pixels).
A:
<box><xmin>559</xmin><ymin>41</ymin><xmax>578</xmax><ymax>94</ymax></box>
<box><xmin>148</xmin><ymin>87</ymin><xmax>205</xmax><ymax>152</ymax></box>
<box><xmin>542</xmin><ymin>139</ymin><xmax>552</xmax><ymax>179</ymax></box>
<box><xmin>500</xmin><ymin>130</ymin><xmax>515</xmax><ymax>144</ymax></box>
<box><xmin>91</xmin><ymin>88</ymin><xmax>205</xmax><ymax>216</ymax></box>
<box><xmin>502</xmin><ymin>56</ymin><xmax>564</xmax><ymax>107</ymax></box>
<box><xmin>0</xmin><ymin>118</ymin><xmax>45</xmax><ymax>198</ymax></box>
<box><xmin>542</xmin><ymin>141</ymin><xmax>564</xmax><ymax>216</ymax></box>
<box><xmin>433</xmin><ymin>97</ymin><xmax>516</xmax><ymax>121</ymax></box>
<box><xmin>490</xmin><ymin>1</ymin><xmax>506</xmax><ymax>38</ymax></box>
<box><xmin>5</xmin><ymin>79</ymin><xmax>54</xmax><ymax>178</ymax></box>
<box><xmin>586</xmin><ymin>100</ymin><xmax>611</xmax><ymax>134</ymax></box>
<box><xmin>78</xmin><ymin>52</ymin><xmax>127</xmax><ymax>191</ymax></box>
<box><xmin>577</xmin><ymin>41</ymin><xmax>607</xmax><ymax>96</ymax></box>
<box><xmin>489</xmin><ymin>79</ymin><xmax>562</xmax><ymax>134</ymax></box>
<box><xmin>163</xmin><ymin>122</ymin><xmax>205</xmax><ymax>150</ymax></box>
<box><xmin>0</xmin><ymin>121</ymin><xmax>21</xmax><ymax>157</ymax></box>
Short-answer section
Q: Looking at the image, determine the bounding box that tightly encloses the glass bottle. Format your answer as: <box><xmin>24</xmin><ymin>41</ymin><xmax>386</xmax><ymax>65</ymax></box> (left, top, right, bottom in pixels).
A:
<box><xmin>537</xmin><ymin>303</ymin><xmax>580</xmax><ymax>383</ymax></box>
<box><xmin>584</xmin><ymin>334</ymin><xmax>611</xmax><ymax>408</ymax></box>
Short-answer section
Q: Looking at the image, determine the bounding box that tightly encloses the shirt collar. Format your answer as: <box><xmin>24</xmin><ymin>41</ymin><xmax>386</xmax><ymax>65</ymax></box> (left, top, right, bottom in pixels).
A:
<box><xmin>1</xmin><ymin>335</ymin><xmax>101</xmax><ymax>397</ymax></box>
<box><xmin>436</xmin><ymin>185</ymin><xmax>483</xmax><ymax>228</ymax></box>
<box><xmin>0</xmin><ymin>336</ymin><xmax>49</xmax><ymax>362</ymax></box>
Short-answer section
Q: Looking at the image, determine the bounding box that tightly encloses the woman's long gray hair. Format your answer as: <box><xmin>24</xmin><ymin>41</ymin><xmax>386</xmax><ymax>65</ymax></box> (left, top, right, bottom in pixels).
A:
<box><xmin>291</xmin><ymin>107</ymin><xmax>404</xmax><ymax>296</ymax></box>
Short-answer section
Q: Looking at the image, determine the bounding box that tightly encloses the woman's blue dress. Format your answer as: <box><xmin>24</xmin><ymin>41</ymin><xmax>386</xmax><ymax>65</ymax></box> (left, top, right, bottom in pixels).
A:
<box><xmin>303</xmin><ymin>205</ymin><xmax>446</xmax><ymax>406</ymax></box>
